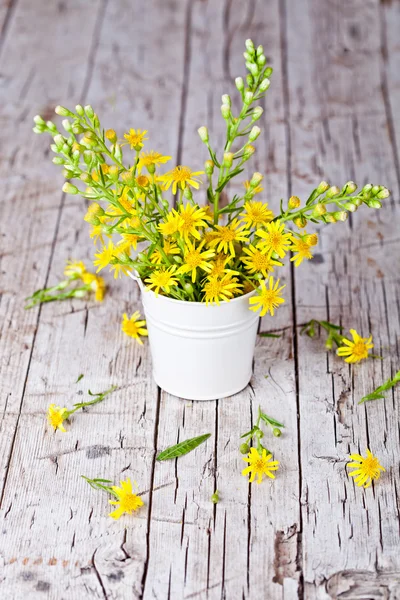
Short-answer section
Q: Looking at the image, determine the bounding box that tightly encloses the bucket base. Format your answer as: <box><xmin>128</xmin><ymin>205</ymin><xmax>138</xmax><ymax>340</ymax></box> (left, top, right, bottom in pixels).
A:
<box><xmin>153</xmin><ymin>370</ymin><xmax>253</xmax><ymax>401</ymax></box>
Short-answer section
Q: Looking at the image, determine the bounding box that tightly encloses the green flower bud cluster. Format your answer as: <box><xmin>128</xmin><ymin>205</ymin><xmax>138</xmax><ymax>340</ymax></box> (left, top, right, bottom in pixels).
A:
<box><xmin>239</xmin><ymin>406</ymin><xmax>284</xmax><ymax>456</ymax></box>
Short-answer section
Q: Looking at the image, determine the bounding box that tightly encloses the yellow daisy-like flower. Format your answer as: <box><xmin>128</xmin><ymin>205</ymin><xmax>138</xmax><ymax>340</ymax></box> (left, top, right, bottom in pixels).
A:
<box><xmin>47</xmin><ymin>404</ymin><xmax>69</xmax><ymax>432</ymax></box>
<box><xmin>122</xmin><ymin>129</ymin><xmax>148</xmax><ymax>149</ymax></box>
<box><xmin>177</xmin><ymin>240</ymin><xmax>215</xmax><ymax>282</ymax></box>
<box><xmin>243</xmin><ymin>180</ymin><xmax>264</xmax><ymax>195</ymax></box>
<box><xmin>209</xmin><ymin>218</ymin><xmax>249</xmax><ymax>256</ymax></box>
<box><xmin>208</xmin><ymin>254</ymin><xmax>237</xmax><ymax>278</ymax></box>
<box><xmin>249</xmin><ymin>276</ymin><xmax>285</xmax><ymax>317</ymax></box>
<box><xmin>347</xmin><ymin>449</ymin><xmax>385</xmax><ymax>488</ymax></box>
<box><xmin>64</xmin><ymin>260</ymin><xmax>87</xmax><ymax>279</ymax></box>
<box><xmin>137</xmin><ymin>150</ymin><xmax>172</xmax><ymax>174</ymax></box>
<box><xmin>89</xmin><ymin>224</ymin><xmax>108</xmax><ymax>245</ymax></box>
<box><xmin>93</xmin><ymin>241</ymin><xmax>115</xmax><ymax>272</ymax></box>
<box><xmin>136</xmin><ymin>175</ymin><xmax>150</xmax><ymax>187</ymax></box>
<box><xmin>121</xmin><ymin>311</ymin><xmax>148</xmax><ymax>345</ymax></box>
<box><xmin>82</xmin><ymin>272</ymin><xmax>106</xmax><ymax>301</ymax></box>
<box><xmin>241</xmin><ymin>245</ymin><xmax>281</xmax><ymax>278</ymax></box>
<box><xmin>159</xmin><ymin>166</ymin><xmax>204</xmax><ymax>194</ymax></box>
<box><xmin>240</xmin><ymin>200</ymin><xmax>274</xmax><ymax>229</ymax></box>
<box><xmin>150</xmin><ymin>239</ymin><xmax>180</xmax><ymax>264</ymax></box>
<box><xmin>109</xmin><ymin>263</ymin><xmax>130</xmax><ymax>279</ymax></box>
<box><xmin>109</xmin><ymin>478</ymin><xmax>145</xmax><ymax>519</ymax></box>
<box><xmin>242</xmin><ymin>447</ymin><xmax>279</xmax><ymax>484</ymax></box>
<box><xmin>290</xmin><ymin>236</ymin><xmax>314</xmax><ymax>267</ymax></box>
<box><xmin>255</xmin><ymin>220</ymin><xmax>292</xmax><ymax>258</ymax></box>
<box><xmin>337</xmin><ymin>329</ymin><xmax>374</xmax><ymax>363</ymax></box>
<box><xmin>145</xmin><ymin>266</ymin><xmax>179</xmax><ymax>296</ymax></box>
<box><xmin>158</xmin><ymin>210</ymin><xmax>183</xmax><ymax>237</ymax></box>
<box><xmin>202</xmin><ymin>274</ymin><xmax>243</xmax><ymax>305</ymax></box>
<box><xmin>176</xmin><ymin>204</ymin><xmax>211</xmax><ymax>242</ymax></box>
<box><xmin>118</xmin><ymin>233</ymin><xmax>140</xmax><ymax>252</ymax></box>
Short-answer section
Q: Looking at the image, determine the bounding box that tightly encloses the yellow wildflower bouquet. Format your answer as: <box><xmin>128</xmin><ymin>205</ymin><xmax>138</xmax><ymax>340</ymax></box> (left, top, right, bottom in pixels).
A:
<box><xmin>33</xmin><ymin>39</ymin><xmax>389</xmax><ymax>317</ymax></box>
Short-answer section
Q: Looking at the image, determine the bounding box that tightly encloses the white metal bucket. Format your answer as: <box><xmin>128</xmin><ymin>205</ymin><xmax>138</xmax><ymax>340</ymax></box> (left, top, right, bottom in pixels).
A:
<box><xmin>128</xmin><ymin>273</ymin><xmax>259</xmax><ymax>400</ymax></box>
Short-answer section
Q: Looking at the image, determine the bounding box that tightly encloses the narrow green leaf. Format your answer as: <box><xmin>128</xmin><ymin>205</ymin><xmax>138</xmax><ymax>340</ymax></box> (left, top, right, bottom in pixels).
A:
<box><xmin>156</xmin><ymin>434</ymin><xmax>211</xmax><ymax>461</ymax></box>
<box><xmin>76</xmin><ymin>374</ymin><xmax>84</xmax><ymax>383</ymax></box>
<box><xmin>240</xmin><ymin>426</ymin><xmax>259</xmax><ymax>439</ymax></box>
<box><xmin>359</xmin><ymin>370</ymin><xmax>400</xmax><ymax>404</ymax></box>
<box><xmin>260</xmin><ymin>412</ymin><xmax>285</xmax><ymax>428</ymax></box>
<box><xmin>258</xmin><ymin>332</ymin><xmax>282</xmax><ymax>338</ymax></box>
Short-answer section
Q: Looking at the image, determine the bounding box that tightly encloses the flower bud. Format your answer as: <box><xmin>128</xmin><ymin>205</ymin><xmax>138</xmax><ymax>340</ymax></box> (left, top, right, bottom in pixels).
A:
<box><xmin>146</xmin><ymin>162</ymin><xmax>156</xmax><ymax>175</ymax></box>
<box><xmin>264</xmin><ymin>67</ymin><xmax>273</xmax><ymax>78</ymax></box>
<box><xmin>326</xmin><ymin>186</ymin><xmax>341</xmax><ymax>198</ymax></box>
<box><xmin>223</xmin><ymin>152</ymin><xmax>234</xmax><ymax>168</ymax></box>
<box><xmin>204</xmin><ymin>160</ymin><xmax>214</xmax><ymax>175</ymax></box>
<box><xmin>352</xmin><ymin>197</ymin><xmax>363</xmax><ymax>207</ymax></box>
<box><xmin>342</xmin><ymin>181</ymin><xmax>357</xmax><ymax>194</ymax></box>
<box><xmin>333</xmin><ymin>211</ymin><xmax>348</xmax><ymax>222</ymax></box>
<box><xmin>235</xmin><ymin>77</ymin><xmax>244</xmax><ymax>92</ymax></box>
<box><xmin>62</xmin><ymin>182</ymin><xmax>79</xmax><ymax>195</ymax></box>
<box><xmin>324</xmin><ymin>213</ymin><xmax>337</xmax><ymax>223</ymax></box>
<box><xmin>249</xmin><ymin>125</ymin><xmax>261</xmax><ymax>141</ymax></box>
<box><xmin>105</xmin><ymin>129</ymin><xmax>117</xmax><ymax>143</ymax></box>
<box><xmin>251</xmin><ymin>106</ymin><xmax>263</xmax><ymax>122</ymax></box>
<box><xmin>377</xmin><ymin>187</ymin><xmax>390</xmax><ymax>199</ymax></box>
<box><xmin>62</xmin><ymin>119</ymin><xmax>72</xmax><ymax>132</ymax></box>
<box><xmin>33</xmin><ymin>125</ymin><xmax>45</xmax><ymax>134</ymax></box>
<box><xmin>114</xmin><ymin>143</ymin><xmax>123</xmax><ymax>162</ymax></box>
<box><xmin>316</xmin><ymin>181</ymin><xmax>330</xmax><ymax>195</ymax></box>
<box><xmin>72</xmin><ymin>123</ymin><xmax>86</xmax><ymax>135</ymax></box>
<box><xmin>366</xmin><ymin>199</ymin><xmax>382</xmax><ymax>209</ymax></box>
<box><xmin>183</xmin><ymin>186</ymin><xmax>193</xmax><ymax>200</ymax></box>
<box><xmin>245</xmin><ymin>39</ymin><xmax>255</xmax><ymax>54</ymax></box>
<box><xmin>121</xmin><ymin>170</ymin><xmax>135</xmax><ymax>184</ymax></box>
<box><xmin>294</xmin><ymin>216</ymin><xmax>307</xmax><ymax>228</ymax></box>
<box><xmin>108</xmin><ymin>165</ymin><xmax>119</xmax><ymax>181</ymax></box>
<box><xmin>243</xmin><ymin>52</ymin><xmax>253</xmax><ymax>62</ymax></box>
<box><xmin>306</xmin><ymin>233</ymin><xmax>318</xmax><ymax>246</ymax></box>
<box><xmin>62</xmin><ymin>169</ymin><xmax>70</xmax><ymax>179</ymax></box>
<box><xmin>371</xmin><ymin>185</ymin><xmax>380</xmax><ymax>196</ymax></box>
<box><xmin>288</xmin><ymin>195</ymin><xmax>301</xmax><ymax>209</ymax></box>
<box><xmin>52</xmin><ymin>156</ymin><xmax>65</xmax><ymax>165</ymax></box>
<box><xmin>80</xmin><ymin>172</ymin><xmax>91</xmax><ymax>182</ymax></box>
<box><xmin>75</xmin><ymin>104</ymin><xmax>85</xmax><ymax>116</ymax></box>
<box><xmin>46</xmin><ymin>121</ymin><xmax>57</xmax><ymax>133</ymax></box>
<box><xmin>55</xmin><ymin>105</ymin><xmax>73</xmax><ymax>117</ymax></box>
<box><xmin>243</xmin><ymin>144</ymin><xmax>255</xmax><ymax>160</ymax></box>
<box><xmin>257</xmin><ymin>54</ymin><xmax>266</xmax><ymax>67</ymax></box>
<box><xmin>211</xmin><ymin>491</ymin><xmax>219</xmax><ymax>504</ymax></box>
<box><xmin>273</xmin><ymin>428</ymin><xmax>281</xmax><ymax>438</ymax></box>
<box><xmin>221</xmin><ymin>94</ymin><xmax>231</xmax><ymax>107</ymax></box>
<box><xmin>247</xmin><ymin>62</ymin><xmax>259</xmax><ymax>78</ymax></box>
<box><xmin>83</xmin><ymin>151</ymin><xmax>93</xmax><ymax>165</ymax></box>
<box><xmin>255</xmin><ymin>429</ymin><xmax>264</xmax><ymax>439</ymax></box>
<box><xmin>256</xmin><ymin>44</ymin><xmax>264</xmax><ymax>56</ymax></box>
<box><xmin>53</xmin><ymin>134</ymin><xmax>65</xmax><ymax>149</ymax></box>
<box><xmin>240</xmin><ymin>443</ymin><xmax>250</xmax><ymax>455</ymax></box>
<box><xmin>246</xmin><ymin>74</ymin><xmax>254</xmax><ymax>88</ymax></box>
<box><xmin>162</xmin><ymin>200</ymin><xmax>170</xmax><ymax>209</ymax></box>
<box><xmin>343</xmin><ymin>202</ymin><xmax>357</xmax><ymax>212</ymax></box>
<box><xmin>93</xmin><ymin>114</ymin><xmax>100</xmax><ymax>129</ymax></box>
<box><xmin>250</xmin><ymin>172</ymin><xmax>263</xmax><ymax>188</ymax></box>
<box><xmin>197</xmin><ymin>126</ymin><xmax>209</xmax><ymax>143</ymax></box>
<box><xmin>33</xmin><ymin>115</ymin><xmax>46</xmax><ymax>125</ymax></box>
<box><xmin>362</xmin><ymin>183</ymin><xmax>373</xmax><ymax>194</ymax></box>
<box><xmin>244</xmin><ymin>90</ymin><xmax>254</xmax><ymax>105</ymax></box>
<box><xmin>221</xmin><ymin>104</ymin><xmax>231</xmax><ymax>120</ymax></box>
<box><xmin>84</xmin><ymin>202</ymin><xmax>104</xmax><ymax>224</ymax></box>
<box><xmin>184</xmin><ymin>282</ymin><xmax>194</xmax><ymax>295</ymax></box>
<box><xmin>259</xmin><ymin>78</ymin><xmax>271</xmax><ymax>92</ymax></box>
<box><xmin>136</xmin><ymin>175</ymin><xmax>150</xmax><ymax>187</ymax></box>
<box><xmin>84</xmin><ymin>105</ymin><xmax>95</xmax><ymax>119</ymax></box>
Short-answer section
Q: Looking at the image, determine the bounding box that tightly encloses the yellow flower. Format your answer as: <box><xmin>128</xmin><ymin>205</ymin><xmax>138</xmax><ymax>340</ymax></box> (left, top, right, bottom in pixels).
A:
<box><xmin>209</xmin><ymin>218</ymin><xmax>249</xmax><ymax>256</ymax></box>
<box><xmin>243</xmin><ymin>180</ymin><xmax>264</xmax><ymax>195</ymax></box>
<box><xmin>242</xmin><ymin>447</ymin><xmax>279</xmax><ymax>484</ymax></box>
<box><xmin>89</xmin><ymin>224</ymin><xmax>108</xmax><ymax>245</ymax></box>
<box><xmin>177</xmin><ymin>240</ymin><xmax>215</xmax><ymax>282</ymax></box>
<box><xmin>109</xmin><ymin>478</ymin><xmax>144</xmax><ymax>519</ymax></box>
<box><xmin>47</xmin><ymin>404</ymin><xmax>68</xmax><ymax>432</ymax></box>
<box><xmin>159</xmin><ymin>166</ymin><xmax>204</xmax><ymax>194</ymax></box>
<box><xmin>82</xmin><ymin>272</ymin><xmax>106</xmax><ymax>301</ymax></box>
<box><xmin>93</xmin><ymin>241</ymin><xmax>115</xmax><ymax>272</ymax></box>
<box><xmin>202</xmin><ymin>274</ymin><xmax>243</xmax><ymax>305</ymax></box>
<box><xmin>158</xmin><ymin>210</ymin><xmax>183</xmax><ymax>237</ymax></box>
<box><xmin>121</xmin><ymin>311</ymin><xmax>148</xmax><ymax>344</ymax></box>
<box><xmin>84</xmin><ymin>202</ymin><xmax>104</xmax><ymax>224</ymax></box>
<box><xmin>241</xmin><ymin>245</ymin><xmax>281</xmax><ymax>278</ymax></box>
<box><xmin>208</xmin><ymin>254</ymin><xmax>237</xmax><ymax>278</ymax></box>
<box><xmin>136</xmin><ymin>175</ymin><xmax>150</xmax><ymax>187</ymax></box>
<box><xmin>145</xmin><ymin>266</ymin><xmax>179</xmax><ymax>296</ymax></box>
<box><xmin>255</xmin><ymin>220</ymin><xmax>292</xmax><ymax>258</ymax></box>
<box><xmin>337</xmin><ymin>329</ymin><xmax>374</xmax><ymax>363</ymax></box>
<box><xmin>249</xmin><ymin>276</ymin><xmax>285</xmax><ymax>317</ymax></box>
<box><xmin>176</xmin><ymin>204</ymin><xmax>211</xmax><ymax>242</ymax></box>
<box><xmin>290</xmin><ymin>236</ymin><xmax>314</xmax><ymax>267</ymax></box>
<box><xmin>64</xmin><ymin>260</ymin><xmax>87</xmax><ymax>279</ymax></box>
<box><xmin>347</xmin><ymin>449</ymin><xmax>385</xmax><ymax>488</ymax></box>
<box><xmin>240</xmin><ymin>200</ymin><xmax>274</xmax><ymax>229</ymax></box>
<box><xmin>109</xmin><ymin>263</ymin><xmax>130</xmax><ymax>279</ymax></box>
<box><xmin>137</xmin><ymin>150</ymin><xmax>172</xmax><ymax>174</ymax></box>
<box><xmin>118</xmin><ymin>233</ymin><xmax>140</xmax><ymax>252</ymax></box>
<box><xmin>150</xmin><ymin>239</ymin><xmax>180</xmax><ymax>264</ymax></box>
<box><xmin>122</xmin><ymin>128</ymin><xmax>148</xmax><ymax>149</ymax></box>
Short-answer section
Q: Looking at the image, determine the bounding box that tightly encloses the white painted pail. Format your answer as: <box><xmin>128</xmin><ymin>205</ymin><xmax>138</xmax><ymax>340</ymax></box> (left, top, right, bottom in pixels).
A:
<box><xmin>130</xmin><ymin>274</ymin><xmax>259</xmax><ymax>400</ymax></box>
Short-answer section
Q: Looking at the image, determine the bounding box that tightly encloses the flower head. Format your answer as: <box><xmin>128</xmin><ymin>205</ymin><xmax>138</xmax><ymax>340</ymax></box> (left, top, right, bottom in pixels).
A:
<box><xmin>177</xmin><ymin>240</ymin><xmax>215</xmax><ymax>282</ymax></box>
<box><xmin>122</xmin><ymin>311</ymin><xmax>148</xmax><ymax>344</ymax></box>
<box><xmin>243</xmin><ymin>180</ymin><xmax>264</xmax><ymax>195</ymax></box>
<box><xmin>241</xmin><ymin>245</ymin><xmax>281</xmax><ymax>278</ymax></box>
<box><xmin>249</xmin><ymin>276</ymin><xmax>285</xmax><ymax>317</ymax></box>
<box><xmin>109</xmin><ymin>478</ymin><xmax>144</xmax><ymax>519</ymax></box>
<box><xmin>240</xmin><ymin>201</ymin><xmax>274</xmax><ymax>229</ymax></box>
<box><xmin>347</xmin><ymin>449</ymin><xmax>385</xmax><ymax>488</ymax></box>
<box><xmin>175</xmin><ymin>204</ymin><xmax>211</xmax><ymax>242</ymax></box>
<box><xmin>202</xmin><ymin>274</ymin><xmax>243</xmax><ymax>305</ymax></box>
<box><xmin>208</xmin><ymin>254</ymin><xmax>237</xmax><ymax>278</ymax></box>
<box><xmin>82</xmin><ymin>272</ymin><xmax>106</xmax><ymax>301</ymax></box>
<box><xmin>255</xmin><ymin>220</ymin><xmax>292</xmax><ymax>258</ymax></box>
<box><xmin>209</xmin><ymin>218</ymin><xmax>249</xmax><ymax>256</ymax></box>
<box><xmin>337</xmin><ymin>329</ymin><xmax>374</xmax><ymax>363</ymax></box>
<box><xmin>158</xmin><ymin>210</ymin><xmax>183</xmax><ymax>237</ymax></box>
<box><xmin>150</xmin><ymin>239</ymin><xmax>180</xmax><ymax>264</ymax></box>
<box><xmin>145</xmin><ymin>266</ymin><xmax>179</xmax><ymax>296</ymax></box>
<box><xmin>93</xmin><ymin>241</ymin><xmax>115</xmax><ymax>272</ymax></box>
<box><xmin>242</xmin><ymin>447</ymin><xmax>279</xmax><ymax>484</ymax></box>
<box><xmin>290</xmin><ymin>236</ymin><xmax>314</xmax><ymax>267</ymax></box>
<box><xmin>137</xmin><ymin>150</ymin><xmax>172</xmax><ymax>174</ymax></box>
<box><xmin>159</xmin><ymin>166</ymin><xmax>204</xmax><ymax>194</ymax></box>
<box><xmin>122</xmin><ymin>129</ymin><xmax>148</xmax><ymax>149</ymax></box>
<box><xmin>64</xmin><ymin>260</ymin><xmax>87</xmax><ymax>279</ymax></box>
<box><xmin>47</xmin><ymin>404</ymin><xmax>68</xmax><ymax>432</ymax></box>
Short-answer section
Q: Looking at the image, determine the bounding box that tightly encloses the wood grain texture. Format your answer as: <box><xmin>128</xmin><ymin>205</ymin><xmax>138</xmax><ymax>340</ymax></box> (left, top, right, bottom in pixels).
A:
<box><xmin>0</xmin><ymin>0</ymin><xmax>399</xmax><ymax>599</ymax></box>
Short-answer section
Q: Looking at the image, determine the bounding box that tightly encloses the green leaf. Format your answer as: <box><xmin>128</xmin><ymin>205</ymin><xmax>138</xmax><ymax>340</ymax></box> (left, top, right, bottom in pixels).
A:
<box><xmin>156</xmin><ymin>434</ymin><xmax>211</xmax><ymax>461</ymax></box>
<box><xmin>240</xmin><ymin>426</ymin><xmax>259</xmax><ymax>439</ymax></box>
<box><xmin>359</xmin><ymin>370</ymin><xmax>400</xmax><ymax>404</ymax></box>
<box><xmin>215</xmin><ymin>168</ymin><xmax>244</xmax><ymax>193</ymax></box>
<box><xmin>259</xmin><ymin>412</ymin><xmax>285</xmax><ymax>428</ymax></box>
<box><xmin>258</xmin><ymin>332</ymin><xmax>282</xmax><ymax>338</ymax></box>
<box><xmin>76</xmin><ymin>374</ymin><xmax>84</xmax><ymax>383</ymax></box>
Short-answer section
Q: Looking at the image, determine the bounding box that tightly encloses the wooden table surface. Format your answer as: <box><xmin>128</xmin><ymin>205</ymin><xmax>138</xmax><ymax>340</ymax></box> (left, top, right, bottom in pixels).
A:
<box><xmin>1</xmin><ymin>1</ymin><xmax>400</xmax><ymax>598</ymax></box>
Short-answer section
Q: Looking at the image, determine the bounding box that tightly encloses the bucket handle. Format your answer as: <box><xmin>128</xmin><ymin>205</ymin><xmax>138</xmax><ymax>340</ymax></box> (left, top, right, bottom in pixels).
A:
<box><xmin>127</xmin><ymin>270</ymin><xmax>144</xmax><ymax>291</ymax></box>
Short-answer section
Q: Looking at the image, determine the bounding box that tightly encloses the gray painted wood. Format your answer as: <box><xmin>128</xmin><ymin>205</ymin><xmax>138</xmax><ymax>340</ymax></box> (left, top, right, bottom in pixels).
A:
<box><xmin>0</xmin><ymin>1</ymin><xmax>399</xmax><ymax>598</ymax></box>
